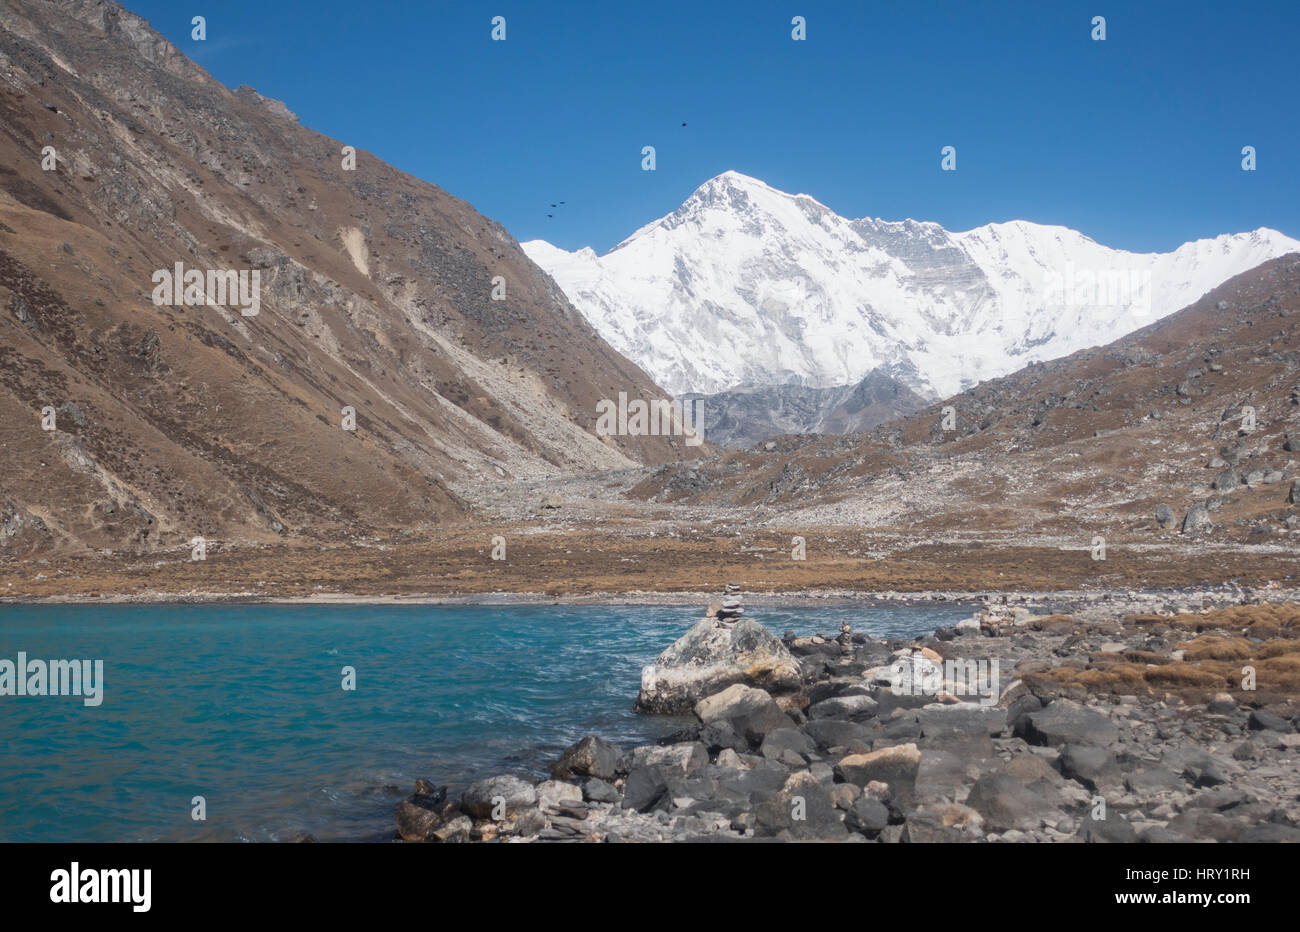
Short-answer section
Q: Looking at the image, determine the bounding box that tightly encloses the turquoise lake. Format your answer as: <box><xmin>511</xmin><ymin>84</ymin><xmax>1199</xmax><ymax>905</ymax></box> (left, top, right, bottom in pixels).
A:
<box><xmin>0</xmin><ymin>602</ymin><xmax>974</xmax><ymax>842</ymax></box>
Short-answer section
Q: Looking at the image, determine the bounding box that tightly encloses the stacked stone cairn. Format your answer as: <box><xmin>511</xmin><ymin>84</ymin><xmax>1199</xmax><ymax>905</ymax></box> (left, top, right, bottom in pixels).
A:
<box><xmin>715</xmin><ymin>583</ymin><xmax>744</xmax><ymax>624</ymax></box>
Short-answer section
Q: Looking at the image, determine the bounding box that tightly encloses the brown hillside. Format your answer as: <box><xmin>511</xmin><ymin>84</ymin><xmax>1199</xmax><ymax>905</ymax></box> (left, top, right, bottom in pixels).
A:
<box><xmin>0</xmin><ymin>0</ymin><xmax>690</xmax><ymax>556</ymax></box>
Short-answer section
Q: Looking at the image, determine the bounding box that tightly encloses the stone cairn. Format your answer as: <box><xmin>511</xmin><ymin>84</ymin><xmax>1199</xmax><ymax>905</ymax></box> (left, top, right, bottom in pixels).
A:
<box><xmin>977</xmin><ymin>595</ymin><xmax>1015</xmax><ymax>636</ymax></box>
<box><xmin>712</xmin><ymin>582</ymin><xmax>744</xmax><ymax>625</ymax></box>
<box><xmin>836</xmin><ymin>618</ymin><xmax>853</xmax><ymax>655</ymax></box>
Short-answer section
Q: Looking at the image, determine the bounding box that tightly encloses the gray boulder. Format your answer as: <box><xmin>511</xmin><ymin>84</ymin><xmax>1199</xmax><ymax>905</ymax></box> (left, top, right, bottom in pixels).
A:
<box><xmin>917</xmin><ymin>704</ymin><xmax>1007</xmax><ymax>738</ymax></box>
<box><xmin>551</xmin><ymin>735</ymin><xmax>624</xmax><ymax>780</ymax></box>
<box><xmin>1077</xmin><ymin>811</ymin><xmax>1139</xmax><ymax>843</ymax></box>
<box><xmin>753</xmin><ymin>770</ymin><xmax>848</xmax><ymax>840</ymax></box>
<box><xmin>807</xmin><ymin>694</ymin><xmax>879</xmax><ymax>721</ymax></box>
<box><xmin>1058</xmin><ymin>744</ymin><xmax>1121</xmax><ymax>791</ymax></box>
<box><xmin>635</xmin><ymin>618</ymin><xmax>802</xmax><ymax>714</ymax></box>
<box><xmin>965</xmin><ymin>772</ymin><xmax>1061</xmax><ymax>832</ymax></box>
<box><xmin>621</xmin><ymin>766</ymin><xmax>670</xmax><ymax>812</ymax></box>
<box><xmin>801</xmin><ymin>718</ymin><xmax>875</xmax><ymax>752</ymax></box>
<box><xmin>844</xmin><ymin>795</ymin><xmax>891</xmax><ymax>837</ymax></box>
<box><xmin>759</xmin><ymin>727</ymin><xmax>816</xmax><ymax>763</ymax></box>
<box><xmin>1182</xmin><ymin>502</ymin><xmax>1212</xmax><ymax>533</ymax></box>
<box><xmin>1165</xmin><ymin>748</ymin><xmax>1238</xmax><ymax>788</ymax></box>
<box><xmin>699</xmin><ymin>719</ymin><xmax>749</xmax><ymax>753</ymax></box>
<box><xmin>580</xmin><ymin>778</ymin><xmax>620</xmax><ymax>804</ymax></box>
<box><xmin>692</xmin><ymin>683</ymin><xmax>793</xmax><ymax>740</ymax></box>
<box><xmin>1016</xmin><ymin>699</ymin><xmax>1119</xmax><ymax>747</ymax></box>
<box><xmin>1166</xmin><ymin>809</ymin><xmax>1243</xmax><ymax>842</ymax></box>
<box><xmin>834</xmin><ymin>743</ymin><xmax>921</xmax><ymax>800</ymax></box>
<box><xmin>461</xmin><ymin>774</ymin><xmax>537</xmax><ymax>819</ymax></box>
<box><xmin>1248</xmin><ymin>708</ymin><xmax>1292</xmax><ymax>732</ymax></box>
<box><xmin>1212</xmin><ymin>468</ymin><xmax>1238</xmax><ymax>492</ymax></box>
<box><xmin>626</xmin><ymin>741</ymin><xmax>709</xmax><ymax>775</ymax></box>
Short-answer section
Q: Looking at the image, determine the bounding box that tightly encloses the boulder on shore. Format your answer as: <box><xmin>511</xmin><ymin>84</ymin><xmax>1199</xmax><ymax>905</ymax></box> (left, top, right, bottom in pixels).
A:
<box><xmin>551</xmin><ymin>735</ymin><xmax>624</xmax><ymax>781</ymax></box>
<box><xmin>633</xmin><ymin>617</ymin><xmax>802</xmax><ymax>714</ymax></box>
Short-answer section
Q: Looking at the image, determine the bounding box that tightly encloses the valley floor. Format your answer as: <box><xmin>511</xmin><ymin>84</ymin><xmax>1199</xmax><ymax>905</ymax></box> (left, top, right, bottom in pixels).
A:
<box><xmin>1</xmin><ymin>511</ymin><xmax>1295</xmax><ymax>603</ymax></box>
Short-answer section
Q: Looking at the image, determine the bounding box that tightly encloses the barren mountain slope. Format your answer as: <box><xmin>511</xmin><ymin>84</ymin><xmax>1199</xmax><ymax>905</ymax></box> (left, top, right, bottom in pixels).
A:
<box><xmin>685</xmin><ymin>368</ymin><xmax>928</xmax><ymax>449</ymax></box>
<box><xmin>0</xmin><ymin>0</ymin><xmax>687</xmax><ymax>556</ymax></box>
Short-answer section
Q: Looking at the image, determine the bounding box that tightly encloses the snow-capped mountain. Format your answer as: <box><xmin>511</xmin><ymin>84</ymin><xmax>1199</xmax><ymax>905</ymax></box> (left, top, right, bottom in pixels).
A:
<box><xmin>522</xmin><ymin>171</ymin><xmax>1300</xmax><ymax>399</ymax></box>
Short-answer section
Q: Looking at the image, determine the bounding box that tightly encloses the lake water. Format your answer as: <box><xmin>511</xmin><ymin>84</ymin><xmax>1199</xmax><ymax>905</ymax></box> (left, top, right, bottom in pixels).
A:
<box><xmin>0</xmin><ymin>601</ymin><xmax>974</xmax><ymax>842</ymax></box>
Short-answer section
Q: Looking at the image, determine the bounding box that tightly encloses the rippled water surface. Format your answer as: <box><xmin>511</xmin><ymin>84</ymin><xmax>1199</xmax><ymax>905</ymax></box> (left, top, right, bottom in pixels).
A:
<box><xmin>0</xmin><ymin>601</ymin><xmax>974</xmax><ymax>841</ymax></box>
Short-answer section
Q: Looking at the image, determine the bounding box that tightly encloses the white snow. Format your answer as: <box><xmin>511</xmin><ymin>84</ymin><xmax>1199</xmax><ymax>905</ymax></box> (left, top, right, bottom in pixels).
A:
<box><xmin>522</xmin><ymin>171</ymin><xmax>1300</xmax><ymax>399</ymax></box>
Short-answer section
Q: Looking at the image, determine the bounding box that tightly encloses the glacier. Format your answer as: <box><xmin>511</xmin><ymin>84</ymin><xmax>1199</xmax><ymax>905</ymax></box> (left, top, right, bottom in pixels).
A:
<box><xmin>522</xmin><ymin>171</ymin><xmax>1300</xmax><ymax>399</ymax></box>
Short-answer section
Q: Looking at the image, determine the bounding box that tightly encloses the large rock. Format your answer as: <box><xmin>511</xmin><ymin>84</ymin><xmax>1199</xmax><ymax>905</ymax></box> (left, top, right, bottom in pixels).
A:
<box><xmin>753</xmin><ymin>770</ymin><xmax>848</xmax><ymax>840</ymax></box>
<box><xmin>1016</xmin><ymin>699</ymin><xmax>1119</xmax><ymax>747</ymax></box>
<box><xmin>807</xmin><ymin>694</ymin><xmax>879</xmax><ymax>721</ymax></box>
<box><xmin>1165</xmin><ymin>748</ymin><xmax>1237</xmax><ymax>788</ymax></box>
<box><xmin>1248</xmin><ymin>708</ymin><xmax>1292</xmax><ymax>732</ymax></box>
<box><xmin>621</xmin><ymin>766</ymin><xmax>670</xmax><ymax>813</ymax></box>
<box><xmin>1057</xmin><ymin>744</ymin><xmax>1121</xmax><ymax>791</ymax></box>
<box><xmin>534</xmin><ymin>780</ymin><xmax>583</xmax><ymax>810</ymax></box>
<box><xmin>460</xmin><ymin>775</ymin><xmax>537</xmax><ymax>819</ymax></box>
<box><xmin>695</xmin><ymin>683</ymin><xmax>785</xmax><ymax>726</ymax></box>
<box><xmin>834</xmin><ymin>743</ymin><xmax>921</xmax><ymax>800</ymax></box>
<box><xmin>759</xmin><ymin>727</ymin><xmax>816</xmax><ymax>764</ymax></box>
<box><xmin>714</xmin><ymin>759</ymin><xmax>791</xmax><ymax>802</ymax></box>
<box><xmin>844</xmin><ymin>795</ymin><xmax>891</xmax><ymax>837</ymax></box>
<box><xmin>635</xmin><ymin>618</ymin><xmax>802</xmax><ymax>714</ymax></box>
<box><xmin>917</xmin><ymin>704</ymin><xmax>1007</xmax><ymax>738</ymax></box>
<box><xmin>626</xmin><ymin>741</ymin><xmax>709</xmax><ymax>774</ymax></box>
<box><xmin>801</xmin><ymin>718</ymin><xmax>875</xmax><ymax>752</ymax></box>
<box><xmin>1182</xmin><ymin>502</ymin><xmax>1212</xmax><ymax>533</ymax></box>
<box><xmin>395</xmin><ymin>798</ymin><xmax>446</xmax><ymax>842</ymax></box>
<box><xmin>1077</xmin><ymin>811</ymin><xmax>1139</xmax><ymax>843</ymax></box>
<box><xmin>551</xmin><ymin>735</ymin><xmax>624</xmax><ymax>780</ymax></box>
<box><xmin>965</xmin><ymin>772</ymin><xmax>1062</xmax><ymax>832</ymax></box>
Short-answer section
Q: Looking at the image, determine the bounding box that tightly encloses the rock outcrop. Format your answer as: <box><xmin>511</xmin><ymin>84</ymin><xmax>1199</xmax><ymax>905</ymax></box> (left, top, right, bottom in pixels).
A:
<box><xmin>633</xmin><ymin>616</ymin><xmax>802</xmax><ymax>714</ymax></box>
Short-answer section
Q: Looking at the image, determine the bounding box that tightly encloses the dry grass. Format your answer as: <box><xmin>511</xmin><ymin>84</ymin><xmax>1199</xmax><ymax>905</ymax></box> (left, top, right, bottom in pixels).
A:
<box><xmin>1029</xmin><ymin>602</ymin><xmax>1300</xmax><ymax>701</ymax></box>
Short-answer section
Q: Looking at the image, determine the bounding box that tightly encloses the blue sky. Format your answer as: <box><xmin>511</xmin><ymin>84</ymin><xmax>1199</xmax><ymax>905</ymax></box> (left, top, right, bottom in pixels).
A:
<box><xmin>127</xmin><ymin>0</ymin><xmax>1298</xmax><ymax>254</ymax></box>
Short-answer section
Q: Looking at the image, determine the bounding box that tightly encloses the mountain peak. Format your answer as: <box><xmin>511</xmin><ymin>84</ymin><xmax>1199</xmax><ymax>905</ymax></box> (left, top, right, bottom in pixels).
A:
<box><xmin>686</xmin><ymin>170</ymin><xmax>784</xmax><ymax>205</ymax></box>
<box><xmin>694</xmin><ymin>170</ymin><xmax>831</xmax><ymax>204</ymax></box>
<box><xmin>524</xmin><ymin>172</ymin><xmax>1300</xmax><ymax>398</ymax></box>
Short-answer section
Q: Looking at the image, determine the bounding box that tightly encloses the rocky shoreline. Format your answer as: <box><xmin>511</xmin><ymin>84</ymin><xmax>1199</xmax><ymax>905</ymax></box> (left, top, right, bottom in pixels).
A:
<box><xmin>394</xmin><ymin>590</ymin><xmax>1300</xmax><ymax>843</ymax></box>
<box><xmin>8</xmin><ymin>582</ymin><xmax>1298</xmax><ymax>608</ymax></box>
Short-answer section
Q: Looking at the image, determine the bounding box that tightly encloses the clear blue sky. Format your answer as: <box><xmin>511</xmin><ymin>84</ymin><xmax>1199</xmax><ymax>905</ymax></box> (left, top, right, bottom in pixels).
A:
<box><xmin>126</xmin><ymin>0</ymin><xmax>1298</xmax><ymax>254</ymax></box>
